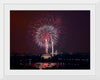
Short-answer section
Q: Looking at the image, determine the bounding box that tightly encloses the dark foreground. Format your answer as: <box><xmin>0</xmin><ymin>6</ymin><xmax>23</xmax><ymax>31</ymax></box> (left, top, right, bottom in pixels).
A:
<box><xmin>10</xmin><ymin>52</ymin><xmax>90</xmax><ymax>70</ymax></box>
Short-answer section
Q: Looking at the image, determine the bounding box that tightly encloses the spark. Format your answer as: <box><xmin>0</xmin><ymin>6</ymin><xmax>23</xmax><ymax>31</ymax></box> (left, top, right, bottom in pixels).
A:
<box><xmin>32</xmin><ymin>15</ymin><xmax>62</xmax><ymax>53</ymax></box>
<box><xmin>35</xmin><ymin>25</ymin><xmax>58</xmax><ymax>53</ymax></box>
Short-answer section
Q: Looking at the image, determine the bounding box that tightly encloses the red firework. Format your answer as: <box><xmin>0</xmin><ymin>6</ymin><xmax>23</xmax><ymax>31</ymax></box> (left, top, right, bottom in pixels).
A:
<box><xmin>32</xmin><ymin>15</ymin><xmax>61</xmax><ymax>53</ymax></box>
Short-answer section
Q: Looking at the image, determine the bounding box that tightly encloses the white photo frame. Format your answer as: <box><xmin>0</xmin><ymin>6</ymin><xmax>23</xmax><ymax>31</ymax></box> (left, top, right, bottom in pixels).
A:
<box><xmin>0</xmin><ymin>0</ymin><xmax>100</xmax><ymax>80</ymax></box>
<box><xmin>4</xmin><ymin>4</ymin><xmax>95</xmax><ymax>75</ymax></box>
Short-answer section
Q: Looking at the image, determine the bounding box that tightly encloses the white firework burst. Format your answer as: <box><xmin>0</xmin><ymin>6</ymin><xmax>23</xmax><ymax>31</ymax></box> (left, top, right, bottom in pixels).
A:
<box><xmin>35</xmin><ymin>25</ymin><xmax>58</xmax><ymax>48</ymax></box>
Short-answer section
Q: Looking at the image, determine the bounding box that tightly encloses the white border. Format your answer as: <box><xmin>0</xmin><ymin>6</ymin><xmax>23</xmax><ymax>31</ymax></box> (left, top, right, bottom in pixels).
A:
<box><xmin>4</xmin><ymin>4</ymin><xmax>95</xmax><ymax>75</ymax></box>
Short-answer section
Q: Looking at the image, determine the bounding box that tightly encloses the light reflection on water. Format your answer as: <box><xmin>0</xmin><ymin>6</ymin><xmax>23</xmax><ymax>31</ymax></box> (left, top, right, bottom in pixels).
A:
<box><xmin>31</xmin><ymin>63</ymin><xmax>60</xmax><ymax>69</ymax></box>
<box><xmin>18</xmin><ymin>58</ymin><xmax>89</xmax><ymax>69</ymax></box>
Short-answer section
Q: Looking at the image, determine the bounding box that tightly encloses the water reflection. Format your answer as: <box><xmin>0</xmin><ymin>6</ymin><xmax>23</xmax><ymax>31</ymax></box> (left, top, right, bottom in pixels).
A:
<box><xmin>32</xmin><ymin>63</ymin><xmax>58</xmax><ymax>69</ymax></box>
<box><xmin>10</xmin><ymin>53</ymin><xmax>90</xmax><ymax>69</ymax></box>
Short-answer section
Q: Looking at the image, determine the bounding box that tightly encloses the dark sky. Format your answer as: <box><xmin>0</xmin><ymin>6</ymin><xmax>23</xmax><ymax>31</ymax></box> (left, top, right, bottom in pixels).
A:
<box><xmin>10</xmin><ymin>11</ymin><xmax>90</xmax><ymax>54</ymax></box>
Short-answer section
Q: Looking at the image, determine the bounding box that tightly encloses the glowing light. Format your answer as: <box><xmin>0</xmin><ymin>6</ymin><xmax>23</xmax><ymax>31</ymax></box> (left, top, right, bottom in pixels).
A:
<box><xmin>32</xmin><ymin>16</ymin><xmax>62</xmax><ymax>53</ymax></box>
<box><xmin>35</xmin><ymin>25</ymin><xmax>58</xmax><ymax>53</ymax></box>
<box><xmin>45</xmin><ymin>39</ymin><xmax>48</xmax><ymax>53</ymax></box>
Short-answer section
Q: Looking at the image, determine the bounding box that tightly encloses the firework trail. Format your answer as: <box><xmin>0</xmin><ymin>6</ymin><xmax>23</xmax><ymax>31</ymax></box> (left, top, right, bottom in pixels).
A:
<box><xmin>32</xmin><ymin>15</ymin><xmax>61</xmax><ymax>53</ymax></box>
<box><xmin>35</xmin><ymin>25</ymin><xmax>58</xmax><ymax>53</ymax></box>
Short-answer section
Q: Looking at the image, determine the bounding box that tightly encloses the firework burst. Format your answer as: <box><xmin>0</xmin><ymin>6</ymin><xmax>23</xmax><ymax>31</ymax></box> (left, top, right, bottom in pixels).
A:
<box><xmin>35</xmin><ymin>25</ymin><xmax>58</xmax><ymax>48</ymax></box>
<box><xmin>32</xmin><ymin>15</ymin><xmax>61</xmax><ymax>53</ymax></box>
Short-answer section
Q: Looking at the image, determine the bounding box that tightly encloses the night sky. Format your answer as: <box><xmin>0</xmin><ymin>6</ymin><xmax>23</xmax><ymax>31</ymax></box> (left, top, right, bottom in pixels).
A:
<box><xmin>10</xmin><ymin>11</ymin><xmax>90</xmax><ymax>54</ymax></box>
